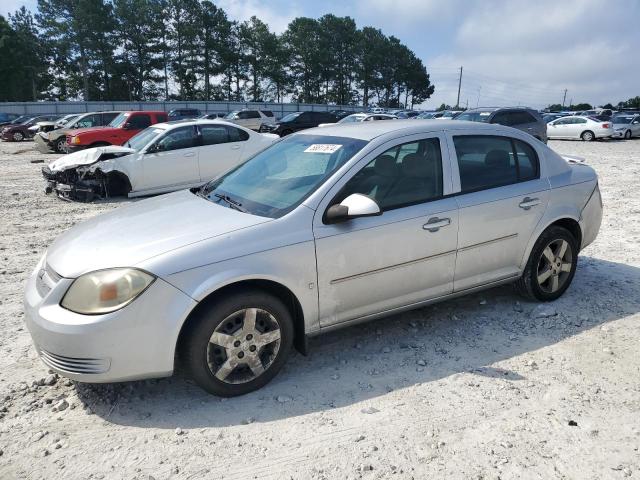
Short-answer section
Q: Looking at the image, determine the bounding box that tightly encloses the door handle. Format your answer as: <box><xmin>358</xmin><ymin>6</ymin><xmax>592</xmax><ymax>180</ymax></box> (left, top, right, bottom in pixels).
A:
<box><xmin>423</xmin><ymin>217</ymin><xmax>451</xmax><ymax>232</ymax></box>
<box><xmin>519</xmin><ymin>197</ymin><xmax>540</xmax><ymax>210</ymax></box>
<box><xmin>183</xmin><ymin>152</ymin><xmax>195</xmax><ymax>157</ymax></box>
<box><xmin>230</xmin><ymin>145</ymin><xmax>241</xmax><ymax>150</ymax></box>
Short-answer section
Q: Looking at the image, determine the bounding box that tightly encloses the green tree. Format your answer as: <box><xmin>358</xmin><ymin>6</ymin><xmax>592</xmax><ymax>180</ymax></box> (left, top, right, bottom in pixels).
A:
<box><xmin>240</xmin><ymin>16</ymin><xmax>277</xmax><ymax>102</ymax></box>
<box><xmin>113</xmin><ymin>0</ymin><xmax>165</xmax><ymax>100</ymax></box>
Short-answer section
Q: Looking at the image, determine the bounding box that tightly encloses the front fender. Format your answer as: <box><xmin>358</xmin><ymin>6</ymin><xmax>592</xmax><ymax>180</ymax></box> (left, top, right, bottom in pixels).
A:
<box><xmin>162</xmin><ymin>240</ymin><xmax>320</xmax><ymax>335</ymax></box>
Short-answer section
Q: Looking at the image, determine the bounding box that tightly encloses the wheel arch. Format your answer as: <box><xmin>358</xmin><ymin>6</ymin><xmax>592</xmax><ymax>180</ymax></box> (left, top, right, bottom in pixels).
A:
<box><xmin>175</xmin><ymin>278</ymin><xmax>308</xmax><ymax>367</ymax></box>
<box><xmin>520</xmin><ymin>214</ymin><xmax>583</xmax><ymax>270</ymax></box>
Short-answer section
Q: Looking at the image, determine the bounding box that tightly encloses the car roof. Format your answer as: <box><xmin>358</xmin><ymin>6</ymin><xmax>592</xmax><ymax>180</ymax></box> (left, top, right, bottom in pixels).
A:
<box><xmin>300</xmin><ymin>118</ymin><xmax>515</xmax><ymax>141</ymax></box>
<box><xmin>153</xmin><ymin>118</ymin><xmax>250</xmax><ymax>130</ymax></box>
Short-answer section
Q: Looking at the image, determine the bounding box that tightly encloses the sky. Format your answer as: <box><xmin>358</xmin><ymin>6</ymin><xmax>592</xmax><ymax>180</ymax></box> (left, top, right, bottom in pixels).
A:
<box><xmin>2</xmin><ymin>0</ymin><xmax>638</xmax><ymax>109</ymax></box>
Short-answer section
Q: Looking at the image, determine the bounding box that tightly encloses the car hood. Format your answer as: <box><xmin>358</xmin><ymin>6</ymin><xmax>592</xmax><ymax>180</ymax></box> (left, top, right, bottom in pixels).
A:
<box><xmin>46</xmin><ymin>190</ymin><xmax>272</xmax><ymax>278</ymax></box>
<box><xmin>48</xmin><ymin>146</ymin><xmax>137</xmax><ymax>172</ymax></box>
<box><xmin>67</xmin><ymin>126</ymin><xmax>111</xmax><ymax>136</ymax></box>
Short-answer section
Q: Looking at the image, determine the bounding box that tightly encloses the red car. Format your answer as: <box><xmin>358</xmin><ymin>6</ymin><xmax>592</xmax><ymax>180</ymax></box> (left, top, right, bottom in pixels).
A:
<box><xmin>65</xmin><ymin>111</ymin><xmax>168</xmax><ymax>152</ymax></box>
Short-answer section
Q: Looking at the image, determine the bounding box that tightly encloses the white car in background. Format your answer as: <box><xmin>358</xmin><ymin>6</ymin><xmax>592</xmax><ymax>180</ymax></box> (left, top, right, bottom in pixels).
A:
<box><xmin>223</xmin><ymin>109</ymin><xmax>276</xmax><ymax>131</ymax></box>
<box><xmin>318</xmin><ymin>113</ymin><xmax>397</xmax><ymax>127</ymax></box>
<box><xmin>42</xmin><ymin>120</ymin><xmax>279</xmax><ymax>201</ymax></box>
<box><xmin>547</xmin><ymin>115</ymin><xmax>612</xmax><ymax>141</ymax></box>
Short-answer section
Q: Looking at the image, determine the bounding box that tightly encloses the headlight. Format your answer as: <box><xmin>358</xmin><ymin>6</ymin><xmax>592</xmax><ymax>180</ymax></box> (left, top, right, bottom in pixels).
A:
<box><xmin>71</xmin><ymin>136</ymin><xmax>80</xmax><ymax>144</ymax></box>
<box><xmin>61</xmin><ymin>268</ymin><xmax>155</xmax><ymax>314</ymax></box>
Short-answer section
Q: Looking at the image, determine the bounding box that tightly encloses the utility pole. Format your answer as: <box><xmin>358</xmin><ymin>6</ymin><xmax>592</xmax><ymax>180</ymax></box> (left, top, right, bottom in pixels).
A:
<box><xmin>562</xmin><ymin>89</ymin><xmax>567</xmax><ymax>108</ymax></box>
<box><xmin>456</xmin><ymin>66</ymin><xmax>463</xmax><ymax>108</ymax></box>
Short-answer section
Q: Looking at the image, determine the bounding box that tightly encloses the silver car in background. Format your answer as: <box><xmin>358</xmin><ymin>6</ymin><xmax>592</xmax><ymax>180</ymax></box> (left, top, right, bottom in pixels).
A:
<box><xmin>24</xmin><ymin>120</ymin><xmax>602</xmax><ymax>397</ymax></box>
<box><xmin>547</xmin><ymin>115</ymin><xmax>612</xmax><ymax>141</ymax></box>
<box><xmin>610</xmin><ymin>113</ymin><xmax>640</xmax><ymax>139</ymax></box>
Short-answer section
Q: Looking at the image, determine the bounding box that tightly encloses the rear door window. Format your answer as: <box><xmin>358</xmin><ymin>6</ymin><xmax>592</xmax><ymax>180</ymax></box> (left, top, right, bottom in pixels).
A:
<box><xmin>200</xmin><ymin>125</ymin><xmax>229</xmax><ymax>145</ymax></box>
<box><xmin>491</xmin><ymin>112</ymin><xmax>514</xmax><ymax>126</ymax></box>
<box><xmin>453</xmin><ymin>135</ymin><xmax>539</xmax><ymax>193</ymax></box>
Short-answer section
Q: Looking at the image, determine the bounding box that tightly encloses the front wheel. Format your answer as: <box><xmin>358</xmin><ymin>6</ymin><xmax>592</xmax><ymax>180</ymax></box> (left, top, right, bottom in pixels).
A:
<box><xmin>581</xmin><ymin>130</ymin><xmax>595</xmax><ymax>141</ymax></box>
<box><xmin>516</xmin><ymin>226</ymin><xmax>578</xmax><ymax>301</ymax></box>
<box><xmin>180</xmin><ymin>290</ymin><xmax>293</xmax><ymax>396</ymax></box>
<box><xmin>54</xmin><ymin>137</ymin><xmax>67</xmax><ymax>153</ymax></box>
<box><xmin>12</xmin><ymin>131</ymin><xmax>24</xmax><ymax>142</ymax></box>
<box><xmin>624</xmin><ymin>130</ymin><xmax>632</xmax><ymax>140</ymax></box>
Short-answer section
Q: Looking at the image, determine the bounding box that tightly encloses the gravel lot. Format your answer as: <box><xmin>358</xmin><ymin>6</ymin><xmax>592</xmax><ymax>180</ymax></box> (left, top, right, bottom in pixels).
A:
<box><xmin>0</xmin><ymin>138</ymin><xmax>639</xmax><ymax>479</ymax></box>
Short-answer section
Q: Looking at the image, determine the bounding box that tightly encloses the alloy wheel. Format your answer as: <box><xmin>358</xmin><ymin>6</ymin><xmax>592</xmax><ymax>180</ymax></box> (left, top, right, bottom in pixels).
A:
<box><xmin>206</xmin><ymin>308</ymin><xmax>281</xmax><ymax>384</ymax></box>
<box><xmin>13</xmin><ymin>132</ymin><xmax>24</xmax><ymax>141</ymax></box>
<box><xmin>536</xmin><ymin>239</ymin><xmax>573</xmax><ymax>293</ymax></box>
<box><xmin>582</xmin><ymin>131</ymin><xmax>594</xmax><ymax>141</ymax></box>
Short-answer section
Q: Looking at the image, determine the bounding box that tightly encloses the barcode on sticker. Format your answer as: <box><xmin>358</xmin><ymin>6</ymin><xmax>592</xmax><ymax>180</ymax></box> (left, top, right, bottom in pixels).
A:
<box><xmin>304</xmin><ymin>144</ymin><xmax>342</xmax><ymax>154</ymax></box>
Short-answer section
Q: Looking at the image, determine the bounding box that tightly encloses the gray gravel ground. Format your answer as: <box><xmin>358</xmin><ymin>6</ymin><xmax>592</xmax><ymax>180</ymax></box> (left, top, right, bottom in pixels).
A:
<box><xmin>0</xmin><ymin>138</ymin><xmax>639</xmax><ymax>479</ymax></box>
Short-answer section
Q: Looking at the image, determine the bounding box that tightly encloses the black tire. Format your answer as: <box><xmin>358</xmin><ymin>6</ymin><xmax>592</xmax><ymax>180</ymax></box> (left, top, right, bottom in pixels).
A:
<box><xmin>13</xmin><ymin>131</ymin><xmax>24</xmax><ymax>142</ymax></box>
<box><xmin>624</xmin><ymin>130</ymin><xmax>631</xmax><ymax>140</ymax></box>
<box><xmin>581</xmin><ymin>130</ymin><xmax>595</xmax><ymax>141</ymax></box>
<box><xmin>54</xmin><ymin>137</ymin><xmax>67</xmax><ymax>153</ymax></box>
<box><xmin>515</xmin><ymin>226</ymin><xmax>578</xmax><ymax>301</ymax></box>
<box><xmin>180</xmin><ymin>290</ymin><xmax>294</xmax><ymax>397</ymax></box>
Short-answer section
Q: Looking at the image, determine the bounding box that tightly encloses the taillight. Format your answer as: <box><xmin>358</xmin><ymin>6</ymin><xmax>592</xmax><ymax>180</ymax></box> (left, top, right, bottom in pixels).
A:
<box><xmin>602</xmin><ymin>123</ymin><xmax>610</xmax><ymax>129</ymax></box>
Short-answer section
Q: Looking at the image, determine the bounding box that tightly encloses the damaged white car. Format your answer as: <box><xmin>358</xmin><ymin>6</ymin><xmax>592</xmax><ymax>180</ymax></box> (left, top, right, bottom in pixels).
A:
<box><xmin>42</xmin><ymin>119</ymin><xmax>279</xmax><ymax>201</ymax></box>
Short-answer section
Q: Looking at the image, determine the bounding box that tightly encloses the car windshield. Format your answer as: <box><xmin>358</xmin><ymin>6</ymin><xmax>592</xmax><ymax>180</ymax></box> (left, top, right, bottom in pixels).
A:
<box><xmin>198</xmin><ymin>134</ymin><xmax>368</xmax><ymax>218</ymax></box>
<box><xmin>455</xmin><ymin>111</ymin><xmax>492</xmax><ymax>122</ymax></box>
<box><xmin>612</xmin><ymin>116</ymin><xmax>633</xmax><ymax>124</ymax></box>
<box><xmin>279</xmin><ymin>112</ymin><xmax>302</xmax><ymax>122</ymax></box>
<box><xmin>109</xmin><ymin>113</ymin><xmax>129</xmax><ymax>128</ymax></box>
<box><xmin>61</xmin><ymin>115</ymin><xmax>80</xmax><ymax>127</ymax></box>
<box><xmin>11</xmin><ymin>115</ymin><xmax>31</xmax><ymax>124</ymax></box>
<box><xmin>125</xmin><ymin>126</ymin><xmax>164</xmax><ymax>150</ymax></box>
<box><xmin>17</xmin><ymin>116</ymin><xmax>36</xmax><ymax>125</ymax></box>
<box><xmin>339</xmin><ymin>114</ymin><xmax>365</xmax><ymax>124</ymax></box>
<box><xmin>224</xmin><ymin>111</ymin><xmax>240</xmax><ymax>119</ymax></box>
<box><xmin>441</xmin><ymin>111</ymin><xmax>458</xmax><ymax>118</ymax></box>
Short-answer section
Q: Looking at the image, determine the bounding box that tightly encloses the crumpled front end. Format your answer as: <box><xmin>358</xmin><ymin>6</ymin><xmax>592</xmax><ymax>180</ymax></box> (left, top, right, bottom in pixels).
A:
<box><xmin>42</xmin><ymin>147</ymin><xmax>135</xmax><ymax>202</ymax></box>
<box><xmin>42</xmin><ymin>164</ymin><xmax>122</xmax><ymax>202</ymax></box>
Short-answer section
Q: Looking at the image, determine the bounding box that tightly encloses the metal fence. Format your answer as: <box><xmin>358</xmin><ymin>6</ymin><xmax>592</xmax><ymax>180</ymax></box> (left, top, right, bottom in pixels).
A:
<box><xmin>0</xmin><ymin>101</ymin><xmax>361</xmax><ymax>117</ymax></box>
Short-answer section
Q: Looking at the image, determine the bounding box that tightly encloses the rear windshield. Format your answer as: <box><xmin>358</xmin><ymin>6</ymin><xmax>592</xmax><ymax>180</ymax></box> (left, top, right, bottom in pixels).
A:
<box><xmin>109</xmin><ymin>113</ymin><xmax>130</xmax><ymax>128</ymax></box>
<box><xmin>280</xmin><ymin>112</ymin><xmax>302</xmax><ymax>122</ymax></box>
<box><xmin>612</xmin><ymin>116</ymin><xmax>633</xmax><ymax>124</ymax></box>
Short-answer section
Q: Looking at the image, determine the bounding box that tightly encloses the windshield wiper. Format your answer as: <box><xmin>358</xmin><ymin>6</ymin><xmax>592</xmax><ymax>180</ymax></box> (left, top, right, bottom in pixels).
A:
<box><xmin>214</xmin><ymin>193</ymin><xmax>247</xmax><ymax>212</ymax></box>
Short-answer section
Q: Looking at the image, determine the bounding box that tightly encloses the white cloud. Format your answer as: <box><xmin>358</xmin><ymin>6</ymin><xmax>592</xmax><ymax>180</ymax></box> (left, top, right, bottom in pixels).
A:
<box><xmin>216</xmin><ymin>0</ymin><xmax>300</xmax><ymax>34</ymax></box>
<box><xmin>387</xmin><ymin>0</ymin><xmax>640</xmax><ymax>108</ymax></box>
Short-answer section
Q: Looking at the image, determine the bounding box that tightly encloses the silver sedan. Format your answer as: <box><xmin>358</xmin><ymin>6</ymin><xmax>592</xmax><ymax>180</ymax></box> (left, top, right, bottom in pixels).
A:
<box><xmin>24</xmin><ymin>120</ymin><xmax>603</xmax><ymax>396</ymax></box>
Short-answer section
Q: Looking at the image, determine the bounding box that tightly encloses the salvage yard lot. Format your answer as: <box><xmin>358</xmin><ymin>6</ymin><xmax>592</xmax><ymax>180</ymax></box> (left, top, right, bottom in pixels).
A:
<box><xmin>0</xmin><ymin>139</ymin><xmax>639</xmax><ymax>479</ymax></box>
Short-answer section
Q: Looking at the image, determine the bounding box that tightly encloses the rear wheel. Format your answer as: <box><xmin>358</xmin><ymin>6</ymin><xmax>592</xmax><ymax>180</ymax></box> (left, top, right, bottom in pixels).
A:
<box><xmin>581</xmin><ymin>130</ymin><xmax>595</xmax><ymax>141</ymax></box>
<box><xmin>516</xmin><ymin>226</ymin><xmax>578</xmax><ymax>301</ymax></box>
<box><xmin>12</xmin><ymin>131</ymin><xmax>24</xmax><ymax>142</ymax></box>
<box><xmin>180</xmin><ymin>290</ymin><xmax>293</xmax><ymax>396</ymax></box>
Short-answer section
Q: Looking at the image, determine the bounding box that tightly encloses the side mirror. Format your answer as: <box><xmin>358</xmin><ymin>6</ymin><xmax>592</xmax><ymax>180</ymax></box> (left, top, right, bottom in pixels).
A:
<box><xmin>325</xmin><ymin>194</ymin><xmax>381</xmax><ymax>224</ymax></box>
<box><xmin>148</xmin><ymin>143</ymin><xmax>163</xmax><ymax>153</ymax></box>
<box><xmin>123</xmin><ymin>122</ymin><xmax>134</xmax><ymax>130</ymax></box>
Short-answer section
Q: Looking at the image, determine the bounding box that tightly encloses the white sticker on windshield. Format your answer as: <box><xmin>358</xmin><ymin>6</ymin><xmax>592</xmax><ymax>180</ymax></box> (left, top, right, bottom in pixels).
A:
<box><xmin>304</xmin><ymin>144</ymin><xmax>342</xmax><ymax>154</ymax></box>
<box><xmin>479</xmin><ymin>112</ymin><xmax>491</xmax><ymax>116</ymax></box>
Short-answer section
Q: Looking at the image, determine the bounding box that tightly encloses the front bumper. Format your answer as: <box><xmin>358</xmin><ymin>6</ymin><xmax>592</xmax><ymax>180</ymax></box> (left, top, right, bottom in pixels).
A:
<box><xmin>23</xmin><ymin>256</ymin><xmax>198</xmax><ymax>383</ymax></box>
<box><xmin>611</xmin><ymin>129</ymin><xmax>626</xmax><ymax>139</ymax></box>
<box><xmin>64</xmin><ymin>144</ymin><xmax>88</xmax><ymax>153</ymax></box>
<box><xmin>34</xmin><ymin>133</ymin><xmax>55</xmax><ymax>153</ymax></box>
